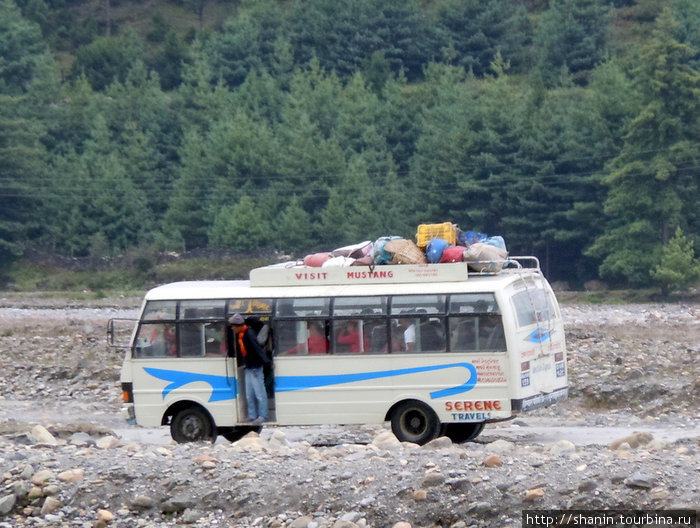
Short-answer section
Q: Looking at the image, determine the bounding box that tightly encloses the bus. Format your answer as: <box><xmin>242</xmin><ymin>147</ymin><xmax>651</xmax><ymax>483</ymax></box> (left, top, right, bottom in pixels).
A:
<box><xmin>115</xmin><ymin>257</ymin><xmax>568</xmax><ymax>445</ymax></box>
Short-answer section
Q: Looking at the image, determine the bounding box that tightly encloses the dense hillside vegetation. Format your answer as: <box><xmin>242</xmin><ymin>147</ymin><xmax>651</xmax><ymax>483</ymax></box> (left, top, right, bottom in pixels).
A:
<box><xmin>1</xmin><ymin>0</ymin><xmax>699</xmax><ymax>290</ymax></box>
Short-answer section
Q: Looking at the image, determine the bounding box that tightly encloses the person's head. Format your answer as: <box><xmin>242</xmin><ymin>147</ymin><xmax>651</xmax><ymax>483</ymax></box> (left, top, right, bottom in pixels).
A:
<box><xmin>308</xmin><ymin>322</ymin><xmax>323</xmax><ymax>335</ymax></box>
<box><xmin>398</xmin><ymin>317</ymin><xmax>412</xmax><ymax>328</ymax></box>
<box><xmin>228</xmin><ymin>313</ymin><xmax>245</xmax><ymax>329</ymax></box>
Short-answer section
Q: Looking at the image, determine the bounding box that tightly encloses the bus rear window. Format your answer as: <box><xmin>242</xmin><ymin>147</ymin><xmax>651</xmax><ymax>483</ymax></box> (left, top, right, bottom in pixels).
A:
<box><xmin>512</xmin><ymin>289</ymin><xmax>556</xmax><ymax>327</ymax></box>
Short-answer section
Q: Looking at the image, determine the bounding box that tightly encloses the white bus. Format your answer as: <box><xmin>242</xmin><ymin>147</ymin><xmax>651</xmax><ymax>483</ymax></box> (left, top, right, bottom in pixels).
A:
<box><xmin>116</xmin><ymin>257</ymin><xmax>567</xmax><ymax>445</ymax></box>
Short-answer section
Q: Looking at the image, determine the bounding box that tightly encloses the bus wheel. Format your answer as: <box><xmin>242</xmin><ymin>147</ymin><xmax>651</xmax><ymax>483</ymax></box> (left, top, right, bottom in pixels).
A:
<box><xmin>219</xmin><ymin>426</ymin><xmax>263</xmax><ymax>443</ymax></box>
<box><xmin>391</xmin><ymin>400</ymin><xmax>440</xmax><ymax>445</ymax></box>
<box><xmin>442</xmin><ymin>423</ymin><xmax>485</xmax><ymax>443</ymax></box>
<box><xmin>170</xmin><ymin>407</ymin><xmax>215</xmax><ymax>443</ymax></box>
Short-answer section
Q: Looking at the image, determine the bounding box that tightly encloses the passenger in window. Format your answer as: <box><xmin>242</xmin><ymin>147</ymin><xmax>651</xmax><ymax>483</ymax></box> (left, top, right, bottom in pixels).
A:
<box><xmin>150</xmin><ymin>323</ymin><xmax>176</xmax><ymax>356</ymax></box>
<box><xmin>285</xmin><ymin>322</ymin><xmax>329</xmax><ymax>355</ymax></box>
<box><xmin>336</xmin><ymin>320</ymin><xmax>362</xmax><ymax>353</ymax></box>
<box><xmin>480</xmin><ymin>315</ymin><xmax>506</xmax><ymax>350</ymax></box>
<box><xmin>398</xmin><ymin>317</ymin><xmax>416</xmax><ymax>352</ymax></box>
<box><xmin>453</xmin><ymin>320</ymin><xmax>477</xmax><ymax>351</ymax></box>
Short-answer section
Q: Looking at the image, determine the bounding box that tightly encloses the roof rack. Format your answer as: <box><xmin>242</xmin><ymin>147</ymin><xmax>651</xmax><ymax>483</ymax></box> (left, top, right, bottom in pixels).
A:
<box><xmin>465</xmin><ymin>255</ymin><xmax>541</xmax><ymax>276</ymax></box>
<box><xmin>249</xmin><ymin>256</ymin><xmax>542</xmax><ymax>287</ymax></box>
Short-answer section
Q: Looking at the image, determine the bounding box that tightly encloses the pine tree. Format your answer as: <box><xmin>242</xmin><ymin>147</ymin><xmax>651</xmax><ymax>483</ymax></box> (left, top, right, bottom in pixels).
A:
<box><xmin>209</xmin><ymin>194</ymin><xmax>270</xmax><ymax>251</ymax></box>
<box><xmin>651</xmin><ymin>227</ymin><xmax>700</xmax><ymax>296</ymax></box>
<box><xmin>587</xmin><ymin>9</ymin><xmax>700</xmax><ymax>286</ymax></box>
<box><xmin>0</xmin><ymin>94</ymin><xmax>46</xmax><ymax>262</ymax></box>
<box><xmin>535</xmin><ymin>0</ymin><xmax>611</xmax><ymax>86</ymax></box>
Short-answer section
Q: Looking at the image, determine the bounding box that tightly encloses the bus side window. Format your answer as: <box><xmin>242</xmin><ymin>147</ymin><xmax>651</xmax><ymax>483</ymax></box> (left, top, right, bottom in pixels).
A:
<box><xmin>204</xmin><ymin>322</ymin><xmax>226</xmax><ymax>356</ymax></box>
<box><xmin>419</xmin><ymin>318</ymin><xmax>446</xmax><ymax>352</ymax></box>
<box><xmin>279</xmin><ymin>320</ymin><xmax>329</xmax><ymax>355</ymax></box>
<box><xmin>133</xmin><ymin>323</ymin><xmax>176</xmax><ymax>358</ymax></box>
<box><xmin>180</xmin><ymin>322</ymin><xmax>204</xmax><ymax>357</ymax></box>
<box><xmin>334</xmin><ymin>319</ymin><xmax>363</xmax><ymax>354</ymax></box>
<box><xmin>450</xmin><ymin>318</ymin><xmax>477</xmax><ymax>352</ymax></box>
<box><xmin>479</xmin><ymin>315</ymin><xmax>506</xmax><ymax>351</ymax></box>
<box><xmin>391</xmin><ymin>316</ymin><xmax>419</xmax><ymax>353</ymax></box>
<box><xmin>275</xmin><ymin>320</ymin><xmax>299</xmax><ymax>355</ymax></box>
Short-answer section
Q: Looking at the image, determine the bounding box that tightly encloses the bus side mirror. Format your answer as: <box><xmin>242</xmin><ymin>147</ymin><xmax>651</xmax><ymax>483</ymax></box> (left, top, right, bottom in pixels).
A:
<box><xmin>108</xmin><ymin>318</ymin><xmax>137</xmax><ymax>348</ymax></box>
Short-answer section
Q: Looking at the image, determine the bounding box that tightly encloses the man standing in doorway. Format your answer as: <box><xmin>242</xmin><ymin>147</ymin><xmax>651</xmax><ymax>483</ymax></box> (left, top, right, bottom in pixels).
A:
<box><xmin>228</xmin><ymin>313</ymin><xmax>271</xmax><ymax>423</ymax></box>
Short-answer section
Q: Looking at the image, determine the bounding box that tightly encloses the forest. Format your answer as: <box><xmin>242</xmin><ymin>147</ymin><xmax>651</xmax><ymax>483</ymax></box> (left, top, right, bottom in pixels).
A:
<box><xmin>1</xmin><ymin>0</ymin><xmax>699</xmax><ymax>290</ymax></box>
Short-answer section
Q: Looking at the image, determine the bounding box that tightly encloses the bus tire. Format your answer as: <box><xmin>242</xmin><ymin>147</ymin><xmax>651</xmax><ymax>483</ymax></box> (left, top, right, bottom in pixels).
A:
<box><xmin>170</xmin><ymin>406</ymin><xmax>216</xmax><ymax>443</ymax></box>
<box><xmin>442</xmin><ymin>422</ymin><xmax>485</xmax><ymax>443</ymax></box>
<box><xmin>219</xmin><ymin>426</ymin><xmax>263</xmax><ymax>442</ymax></box>
<box><xmin>390</xmin><ymin>400</ymin><xmax>441</xmax><ymax>445</ymax></box>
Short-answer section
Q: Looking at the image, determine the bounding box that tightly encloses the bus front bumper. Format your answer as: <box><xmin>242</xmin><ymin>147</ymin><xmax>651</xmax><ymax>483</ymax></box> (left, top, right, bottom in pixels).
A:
<box><xmin>122</xmin><ymin>405</ymin><xmax>136</xmax><ymax>425</ymax></box>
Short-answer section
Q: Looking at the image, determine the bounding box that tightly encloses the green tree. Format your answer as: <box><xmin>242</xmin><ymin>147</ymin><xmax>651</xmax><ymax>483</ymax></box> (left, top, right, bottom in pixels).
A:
<box><xmin>319</xmin><ymin>154</ymin><xmax>380</xmax><ymax>247</ymax></box>
<box><xmin>46</xmin><ymin>75</ymin><xmax>100</xmax><ymax>155</ymax></box>
<box><xmin>71</xmin><ymin>28</ymin><xmax>144</xmax><ymax>90</ymax></box>
<box><xmin>276</xmin><ymin>197</ymin><xmax>312</xmax><ymax>254</ymax></box>
<box><xmin>104</xmin><ymin>63</ymin><xmax>181</xmax><ymax>224</ymax></box>
<box><xmin>175</xmin><ymin>40</ymin><xmax>234</xmax><ymax>130</ymax></box>
<box><xmin>0</xmin><ymin>2</ymin><xmax>54</xmax><ymax>262</ymax></box>
<box><xmin>0</xmin><ymin>0</ymin><xmax>50</xmax><ymax>95</ymax></box>
<box><xmin>49</xmin><ymin>116</ymin><xmax>151</xmax><ymax>256</ymax></box>
<box><xmin>289</xmin><ymin>0</ymin><xmax>434</xmax><ymax>80</ymax></box>
<box><xmin>164</xmin><ymin>128</ymin><xmax>213</xmax><ymax>250</ymax></box>
<box><xmin>0</xmin><ymin>94</ymin><xmax>47</xmax><ymax>262</ymax></box>
<box><xmin>651</xmin><ymin>227</ymin><xmax>700</xmax><ymax>296</ymax></box>
<box><xmin>205</xmin><ymin>1</ymin><xmax>284</xmax><ymax>87</ymax></box>
<box><xmin>587</xmin><ymin>9</ymin><xmax>700</xmax><ymax>286</ymax></box>
<box><xmin>209</xmin><ymin>194</ymin><xmax>270</xmax><ymax>251</ymax></box>
<box><xmin>671</xmin><ymin>0</ymin><xmax>700</xmax><ymax>69</ymax></box>
<box><xmin>151</xmin><ymin>30</ymin><xmax>189</xmax><ymax>90</ymax></box>
<box><xmin>535</xmin><ymin>0</ymin><xmax>611</xmax><ymax>86</ymax></box>
<box><xmin>433</xmin><ymin>0</ymin><xmax>532</xmax><ymax>76</ymax></box>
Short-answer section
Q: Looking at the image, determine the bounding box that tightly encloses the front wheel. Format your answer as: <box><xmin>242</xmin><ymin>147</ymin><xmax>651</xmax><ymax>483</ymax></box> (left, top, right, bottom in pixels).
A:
<box><xmin>390</xmin><ymin>400</ymin><xmax>441</xmax><ymax>445</ymax></box>
<box><xmin>442</xmin><ymin>422</ymin><xmax>485</xmax><ymax>443</ymax></box>
<box><xmin>170</xmin><ymin>407</ymin><xmax>216</xmax><ymax>443</ymax></box>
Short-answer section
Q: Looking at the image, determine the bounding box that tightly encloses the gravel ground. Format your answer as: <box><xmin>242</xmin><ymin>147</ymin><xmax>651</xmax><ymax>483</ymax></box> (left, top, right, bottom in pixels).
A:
<box><xmin>0</xmin><ymin>296</ymin><xmax>698</xmax><ymax>528</ymax></box>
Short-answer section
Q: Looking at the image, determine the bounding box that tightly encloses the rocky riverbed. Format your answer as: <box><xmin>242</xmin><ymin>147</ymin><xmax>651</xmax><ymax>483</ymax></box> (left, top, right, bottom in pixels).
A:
<box><xmin>0</xmin><ymin>296</ymin><xmax>698</xmax><ymax>528</ymax></box>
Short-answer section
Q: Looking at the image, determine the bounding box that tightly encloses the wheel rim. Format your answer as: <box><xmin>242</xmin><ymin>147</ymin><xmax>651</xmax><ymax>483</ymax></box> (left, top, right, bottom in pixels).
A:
<box><xmin>181</xmin><ymin>413</ymin><xmax>206</xmax><ymax>441</ymax></box>
<box><xmin>402</xmin><ymin>408</ymin><xmax>428</xmax><ymax>439</ymax></box>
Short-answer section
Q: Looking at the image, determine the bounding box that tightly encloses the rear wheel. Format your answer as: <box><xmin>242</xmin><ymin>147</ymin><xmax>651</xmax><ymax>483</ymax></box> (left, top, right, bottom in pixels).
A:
<box><xmin>219</xmin><ymin>426</ymin><xmax>263</xmax><ymax>442</ymax></box>
<box><xmin>390</xmin><ymin>400</ymin><xmax>440</xmax><ymax>445</ymax></box>
<box><xmin>442</xmin><ymin>422</ymin><xmax>485</xmax><ymax>443</ymax></box>
<box><xmin>170</xmin><ymin>407</ymin><xmax>216</xmax><ymax>443</ymax></box>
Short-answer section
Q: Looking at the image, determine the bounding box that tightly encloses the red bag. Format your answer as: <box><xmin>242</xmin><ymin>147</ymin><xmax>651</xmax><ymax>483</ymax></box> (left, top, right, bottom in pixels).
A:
<box><xmin>303</xmin><ymin>253</ymin><xmax>332</xmax><ymax>267</ymax></box>
<box><xmin>439</xmin><ymin>246</ymin><xmax>465</xmax><ymax>263</ymax></box>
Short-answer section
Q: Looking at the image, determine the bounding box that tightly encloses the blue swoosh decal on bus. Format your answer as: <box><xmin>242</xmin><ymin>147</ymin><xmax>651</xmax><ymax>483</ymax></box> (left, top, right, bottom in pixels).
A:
<box><xmin>275</xmin><ymin>363</ymin><xmax>478</xmax><ymax>399</ymax></box>
<box><xmin>526</xmin><ymin>328</ymin><xmax>553</xmax><ymax>343</ymax></box>
<box><xmin>144</xmin><ymin>367</ymin><xmax>237</xmax><ymax>402</ymax></box>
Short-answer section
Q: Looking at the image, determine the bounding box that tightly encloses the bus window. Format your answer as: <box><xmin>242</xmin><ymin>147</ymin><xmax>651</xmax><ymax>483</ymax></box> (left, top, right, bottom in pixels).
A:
<box><xmin>279</xmin><ymin>320</ymin><xmax>329</xmax><ymax>355</ymax></box>
<box><xmin>333</xmin><ymin>319</ymin><xmax>364</xmax><ymax>354</ymax></box>
<box><xmin>133</xmin><ymin>322</ymin><xmax>176</xmax><ymax>358</ymax></box>
<box><xmin>179</xmin><ymin>322</ymin><xmax>205</xmax><ymax>357</ymax></box>
<box><xmin>180</xmin><ymin>300</ymin><xmax>226</xmax><ymax>320</ymax></box>
<box><xmin>332</xmin><ymin>297</ymin><xmax>387</xmax><ymax>354</ymax></box>
<box><xmin>390</xmin><ymin>295</ymin><xmax>446</xmax><ymax>353</ymax></box>
<box><xmin>141</xmin><ymin>301</ymin><xmax>176</xmax><ymax>321</ymax></box>
<box><xmin>274</xmin><ymin>298</ymin><xmax>329</xmax><ymax>354</ymax></box>
<box><xmin>229</xmin><ymin>298</ymin><xmax>273</xmax><ymax>315</ymax></box>
<box><xmin>479</xmin><ymin>314</ymin><xmax>506</xmax><ymax>350</ymax></box>
<box><xmin>277</xmin><ymin>297</ymin><xmax>329</xmax><ymax>317</ymax></box>
<box><xmin>448</xmin><ymin>293</ymin><xmax>502</xmax><ymax>352</ymax></box>
<box><xmin>512</xmin><ymin>289</ymin><xmax>555</xmax><ymax>327</ymax></box>
<box><xmin>204</xmin><ymin>321</ymin><xmax>227</xmax><ymax>356</ymax></box>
